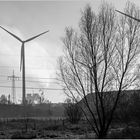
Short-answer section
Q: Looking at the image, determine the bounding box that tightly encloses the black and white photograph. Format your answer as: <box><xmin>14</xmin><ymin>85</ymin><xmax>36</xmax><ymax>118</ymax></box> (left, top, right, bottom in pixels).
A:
<box><xmin>0</xmin><ymin>0</ymin><xmax>140</xmax><ymax>139</ymax></box>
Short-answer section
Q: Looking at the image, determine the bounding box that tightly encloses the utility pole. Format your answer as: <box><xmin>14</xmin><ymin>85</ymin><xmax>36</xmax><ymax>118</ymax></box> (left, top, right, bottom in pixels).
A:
<box><xmin>8</xmin><ymin>70</ymin><xmax>19</xmax><ymax>104</ymax></box>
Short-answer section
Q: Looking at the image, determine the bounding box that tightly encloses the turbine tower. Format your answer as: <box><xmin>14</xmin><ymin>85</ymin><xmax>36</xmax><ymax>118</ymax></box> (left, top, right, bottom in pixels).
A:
<box><xmin>0</xmin><ymin>26</ymin><xmax>49</xmax><ymax>105</ymax></box>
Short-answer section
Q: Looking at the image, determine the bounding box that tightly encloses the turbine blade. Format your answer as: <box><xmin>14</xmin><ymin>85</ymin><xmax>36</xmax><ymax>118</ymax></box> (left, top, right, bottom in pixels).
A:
<box><xmin>25</xmin><ymin>30</ymin><xmax>49</xmax><ymax>42</ymax></box>
<box><xmin>116</xmin><ymin>10</ymin><xmax>140</xmax><ymax>22</ymax></box>
<box><xmin>20</xmin><ymin>44</ymin><xmax>24</xmax><ymax>71</ymax></box>
<box><xmin>0</xmin><ymin>26</ymin><xmax>22</xmax><ymax>42</ymax></box>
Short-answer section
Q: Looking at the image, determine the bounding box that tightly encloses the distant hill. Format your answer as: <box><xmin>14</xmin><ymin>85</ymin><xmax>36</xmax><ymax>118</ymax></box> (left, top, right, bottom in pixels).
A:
<box><xmin>80</xmin><ymin>89</ymin><xmax>140</xmax><ymax>104</ymax></box>
<box><xmin>78</xmin><ymin>89</ymin><xmax>140</xmax><ymax>114</ymax></box>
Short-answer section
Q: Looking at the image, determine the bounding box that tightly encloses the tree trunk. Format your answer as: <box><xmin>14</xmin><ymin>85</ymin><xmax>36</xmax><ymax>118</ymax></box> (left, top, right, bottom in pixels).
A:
<box><xmin>97</xmin><ymin>130</ymin><xmax>108</xmax><ymax>139</ymax></box>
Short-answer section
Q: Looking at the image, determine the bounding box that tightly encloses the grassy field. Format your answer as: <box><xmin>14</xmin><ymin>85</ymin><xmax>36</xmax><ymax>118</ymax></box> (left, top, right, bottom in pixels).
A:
<box><xmin>0</xmin><ymin>117</ymin><xmax>140</xmax><ymax>138</ymax></box>
<box><xmin>0</xmin><ymin>104</ymin><xmax>140</xmax><ymax>138</ymax></box>
<box><xmin>0</xmin><ymin>118</ymin><xmax>95</xmax><ymax>139</ymax></box>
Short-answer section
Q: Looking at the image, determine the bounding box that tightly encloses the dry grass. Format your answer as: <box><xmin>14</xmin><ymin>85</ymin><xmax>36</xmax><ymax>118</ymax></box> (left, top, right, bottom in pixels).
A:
<box><xmin>0</xmin><ymin>118</ymin><xmax>94</xmax><ymax>139</ymax></box>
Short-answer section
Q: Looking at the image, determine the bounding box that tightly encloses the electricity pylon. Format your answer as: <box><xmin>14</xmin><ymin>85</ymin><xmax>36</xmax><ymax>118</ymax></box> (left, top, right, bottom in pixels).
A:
<box><xmin>8</xmin><ymin>70</ymin><xmax>19</xmax><ymax>104</ymax></box>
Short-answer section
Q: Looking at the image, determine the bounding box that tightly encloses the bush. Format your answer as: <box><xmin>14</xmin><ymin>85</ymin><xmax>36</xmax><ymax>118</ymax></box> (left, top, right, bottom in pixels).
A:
<box><xmin>11</xmin><ymin>131</ymin><xmax>37</xmax><ymax>139</ymax></box>
<box><xmin>64</xmin><ymin>102</ymin><xmax>82</xmax><ymax>124</ymax></box>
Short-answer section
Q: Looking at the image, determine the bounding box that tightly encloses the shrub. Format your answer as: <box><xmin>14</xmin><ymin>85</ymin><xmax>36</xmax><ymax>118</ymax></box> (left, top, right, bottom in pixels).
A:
<box><xmin>11</xmin><ymin>131</ymin><xmax>37</xmax><ymax>139</ymax></box>
<box><xmin>64</xmin><ymin>101</ymin><xmax>82</xmax><ymax>124</ymax></box>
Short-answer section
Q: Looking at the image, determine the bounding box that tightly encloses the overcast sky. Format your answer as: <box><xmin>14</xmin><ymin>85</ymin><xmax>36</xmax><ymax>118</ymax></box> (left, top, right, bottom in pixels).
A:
<box><xmin>0</xmin><ymin>0</ymin><xmax>139</xmax><ymax>103</ymax></box>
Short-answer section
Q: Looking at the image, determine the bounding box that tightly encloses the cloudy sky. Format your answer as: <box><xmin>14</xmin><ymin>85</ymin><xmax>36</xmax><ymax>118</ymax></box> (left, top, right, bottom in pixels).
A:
<box><xmin>0</xmin><ymin>0</ymin><xmax>139</xmax><ymax>103</ymax></box>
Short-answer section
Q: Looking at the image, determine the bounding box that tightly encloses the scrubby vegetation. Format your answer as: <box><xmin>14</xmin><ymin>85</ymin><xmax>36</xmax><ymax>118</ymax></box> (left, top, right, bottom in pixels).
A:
<box><xmin>0</xmin><ymin>118</ymin><xmax>94</xmax><ymax>139</ymax></box>
<box><xmin>64</xmin><ymin>98</ymin><xmax>82</xmax><ymax>124</ymax></box>
<box><xmin>0</xmin><ymin>91</ymin><xmax>140</xmax><ymax>139</ymax></box>
<box><xmin>0</xmin><ymin>103</ymin><xmax>64</xmax><ymax>118</ymax></box>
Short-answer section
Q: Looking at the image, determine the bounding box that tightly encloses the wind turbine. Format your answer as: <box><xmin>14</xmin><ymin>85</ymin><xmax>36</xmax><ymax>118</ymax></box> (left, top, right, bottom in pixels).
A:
<box><xmin>0</xmin><ymin>26</ymin><xmax>49</xmax><ymax>105</ymax></box>
<box><xmin>116</xmin><ymin>10</ymin><xmax>140</xmax><ymax>22</ymax></box>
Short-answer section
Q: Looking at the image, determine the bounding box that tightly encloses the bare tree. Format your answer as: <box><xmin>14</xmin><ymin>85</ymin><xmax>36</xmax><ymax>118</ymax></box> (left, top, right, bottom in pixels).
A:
<box><xmin>58</xmin><ymin>2</ymin><xmax>140</xmax><ymax>138</ymax></box>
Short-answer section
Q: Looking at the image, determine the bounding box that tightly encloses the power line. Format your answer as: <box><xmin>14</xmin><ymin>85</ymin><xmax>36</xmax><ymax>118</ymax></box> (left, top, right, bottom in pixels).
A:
<box><xmin>0</xmin><ymin>75</ymin><xmax>59</xmax><ymax>80</ymax></box>
<box><xmin>17</xmin><ymin>80</ymin><xmax>60</xmax><ymax>84</ymax></box>
<box><xmin>0</xmin><ymin>85</ymin><xmax>64</xmax><ymax>90</ymax></box>
<box><xmin>0</xmin><ymin>66</ymin><xmax>56</xmax><ymax>70</ymax></box>
<box><xmin>0</xmin><ymin>75</ymin><xmax>8</xmax><ymax>77</ymax></box>
<box><xmin>0</xmin><ymin>81</ymin><xmax>11</xmax><ymax>83</ymax></box>
<box><xmin>0</xmin><ymin>75</ymin><xmax>62</xmax><ymax>85</ymax></box>
<box><xmin>26</xmin><ymin>77</ymin><xmax>59</xmax><ymax>80</ymax></box>
<box><xmin>0</xmin><ymin>53</ymin><xmax>60</xmax><ymax>58</ymax></box>
<box><xmin>0</xmin><ymin>80</ymin><xmax>61</xmax><ymax>85</ymax></box>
